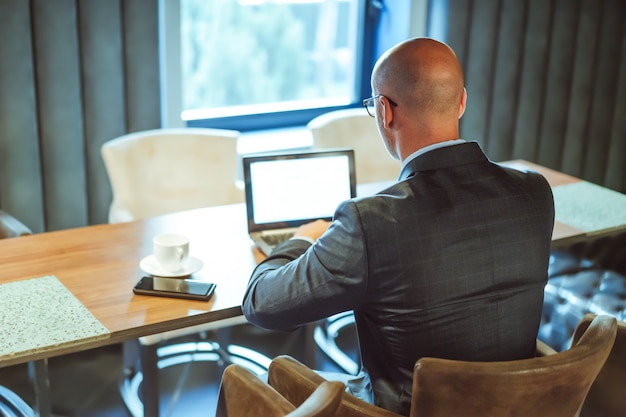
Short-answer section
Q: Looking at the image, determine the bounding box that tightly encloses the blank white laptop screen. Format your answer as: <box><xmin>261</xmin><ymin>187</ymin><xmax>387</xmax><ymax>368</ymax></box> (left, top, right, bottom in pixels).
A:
<box><xmin>243</xmin><ymin>149</ymin><xmax>356</xmax><ymax>254</ymax></box>
<box><xmin>250</xmin><ymin>155</ymin><xmax>352</xmax><ymax>224</ymax></box>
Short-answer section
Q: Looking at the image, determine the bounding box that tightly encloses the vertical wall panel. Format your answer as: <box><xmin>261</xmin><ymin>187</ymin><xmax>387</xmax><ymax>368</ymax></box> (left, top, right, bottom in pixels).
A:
<box><xmin>604</xmin><ymin>17</ymin><xmax>626</xmax><ymax>192</ymax></box>
<box><xmin>512</xmin><ymin>0</ymin><xmax>552</xmax><ymax>161</ymax></box>
<box><xmin>582</xmin><ymin>0</ymin><xmax>623</xmax><ymax>186</ymax></box>
<box><xmin>434</xmin><ymin>0</ymin><xmax>625</xmax><ymax>193</ymax></box>
<box><xmin>458</xmin><ymin>0</ymin><xmax>500</xmax><ymax>147</ymax></box>
<box><xmin>560</xmin><ymin>0</ymin><xmax>601</xmax><ymax>179</ymax></box>
<box><xmin>78</xmin><ymin>0</ymin><xmax>127</xmax><ymax>225</ymax></box>
<box><xmin>0</xmin><ymin>0</ymin><xmax>160</xmax><ymax>231</ymax></box>
<box><xmin>440</xmin><ymin>0</ymin><xmax>472</xmax><ymax>69</ymax></box>
<box><xmin>486</xmin><ymin>0</ymin><xmax>526</xmax><ymax>161</ymax></box>
<box><xmin>123</xmin><ymin>0</ymin><xmax>161</xmax><ymax>132</ymax></box>
<box><xmin>536</xmin><ymin>0</ymin><xmax>579</xmax><ymax>169</ymax></box>
<box><xmin>0</xmin><ymin>1</ymin><xmax>45</xmax><ymax>232</ymax></box>
<box><xmin>32</xmin><ymin>0</ymin><xmax>89</xmax><ymax>231</ymax></box>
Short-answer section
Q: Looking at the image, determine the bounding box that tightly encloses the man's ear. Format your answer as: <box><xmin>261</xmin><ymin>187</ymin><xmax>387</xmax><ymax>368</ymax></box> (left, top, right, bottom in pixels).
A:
<box><xmin>458</xmin><ymin>88</ymin><xmax>467</xmax><ymax>119</ymax></box>
<box><xmin>381</xmin><ymin>96</ymin><xmax>394</xmax><ymax>128</ymax></box>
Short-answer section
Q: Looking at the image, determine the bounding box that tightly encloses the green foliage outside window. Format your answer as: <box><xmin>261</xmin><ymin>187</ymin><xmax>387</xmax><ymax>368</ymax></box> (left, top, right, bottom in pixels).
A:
<box><xmin>181</xmin><ymin>0</ymin><xmax>354</xmax><ymax>114</ymax></box>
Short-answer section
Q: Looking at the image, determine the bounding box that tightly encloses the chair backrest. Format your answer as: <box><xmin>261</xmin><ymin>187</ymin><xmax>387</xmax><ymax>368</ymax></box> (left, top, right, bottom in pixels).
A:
<box><xmin>101</xmin><ymin>128</ymin><xmax>244</xmax><ymax>223</ymax></box>
<box><xmin>216</xmin><ymin>364</ymin><xmax>344</xmax><ymax>417</ymax></box>
<box><xmin>0</xmin><ymin>385</ymin><xmax>35</xmax><ymax>416</ymax></box>
<box><xmin>411</xmin><ymin>315</ymin><xmax>617</xmax><ymax>417</ymax></box>
<box><xmin>308</xmin><ymin>108</ymin><xmax>400</xmax><ymax>184</ymax></box>
<box><xmin>269</xmin><ymin>355</ymin><xmax>401</xmax><ymax>417</ymax></box>
<box><xmin>0</xmin><ymin>210</ymin><xmax>32</xmax><ymax>239</ymax></box>
<box><xmin>573</xmin><ymin>314</ymin><xmax>626</xmax><ymax>417</ymax></box>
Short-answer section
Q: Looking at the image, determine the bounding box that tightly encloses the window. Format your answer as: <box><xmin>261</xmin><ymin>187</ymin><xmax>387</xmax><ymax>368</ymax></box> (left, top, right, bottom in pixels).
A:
<box><xmin>160</xmin><ymin>0</ymin><xmax>381</xmax><ymax>131</ymax></box>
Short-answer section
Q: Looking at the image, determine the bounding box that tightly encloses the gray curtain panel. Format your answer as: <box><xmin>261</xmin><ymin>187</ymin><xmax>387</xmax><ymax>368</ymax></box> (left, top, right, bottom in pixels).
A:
<box><xmin>435</xmin><ymin>0</ymin><xmax>625</xmax><ymax>193</ymax></box>
<box><xmin>0</xmin><ymin>0</ymin><xmax>160</xmax><ymax>232</ymax></box>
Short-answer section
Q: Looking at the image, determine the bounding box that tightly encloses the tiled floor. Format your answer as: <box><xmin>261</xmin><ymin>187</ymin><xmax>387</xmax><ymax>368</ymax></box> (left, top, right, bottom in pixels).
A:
<box><xmin>0</xmin><ymin>322</ymin><xmax>358</xmax><ymax>417</ymax></box>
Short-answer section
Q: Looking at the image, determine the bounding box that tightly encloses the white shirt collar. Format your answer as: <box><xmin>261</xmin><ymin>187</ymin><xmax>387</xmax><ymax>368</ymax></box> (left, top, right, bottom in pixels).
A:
<box><xmin>400</xmin><ymin>139</ymin><xmax>466</xmax><ymax>171</ymax></box>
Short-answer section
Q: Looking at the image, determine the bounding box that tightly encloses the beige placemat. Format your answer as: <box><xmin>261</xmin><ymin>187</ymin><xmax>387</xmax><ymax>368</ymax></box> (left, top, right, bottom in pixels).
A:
<box><xmin>0</xmin><ymin>275</ymin><xmax>110</xmax><ymax>359</ymax></box>
<box><xmin>552</xmin><ymin>181</ymin><xmax>626</xmax><ymax>234</ymax></box>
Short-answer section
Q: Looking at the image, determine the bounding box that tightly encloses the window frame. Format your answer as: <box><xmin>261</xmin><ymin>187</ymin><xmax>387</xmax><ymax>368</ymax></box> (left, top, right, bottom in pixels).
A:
<box><xmin>159</xmin><ymin>0</ymin><xmax>384</xmax><ymax>131</ymax></box>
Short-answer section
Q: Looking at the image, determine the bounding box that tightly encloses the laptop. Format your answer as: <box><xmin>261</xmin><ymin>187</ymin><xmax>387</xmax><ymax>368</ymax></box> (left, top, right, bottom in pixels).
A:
<box><xmin>243</xmin><ymin>148</ymin><xmax>356</xmax><ymax>255</ymax></box>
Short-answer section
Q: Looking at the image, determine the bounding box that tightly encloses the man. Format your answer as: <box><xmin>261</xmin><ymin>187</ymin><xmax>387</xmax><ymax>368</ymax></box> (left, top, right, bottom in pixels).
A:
<box><xmin>242</xmin><ymin>38</ymin><xmax>554</xmax><ymax>416</ymax></box>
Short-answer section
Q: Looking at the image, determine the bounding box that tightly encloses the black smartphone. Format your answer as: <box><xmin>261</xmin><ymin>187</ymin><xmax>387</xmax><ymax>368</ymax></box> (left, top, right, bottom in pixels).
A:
<box><xmin>133</xmin><ymin>276</ymin><xmax>216</xmax><ymax>301</ymax></box>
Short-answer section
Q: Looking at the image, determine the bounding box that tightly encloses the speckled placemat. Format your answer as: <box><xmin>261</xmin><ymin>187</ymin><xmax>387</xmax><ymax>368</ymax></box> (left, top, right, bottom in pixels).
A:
<box><xmin>552</xmin><ymin>181</ymin><xmax>626</xmax><ymax>233</ymax></box>
<box><xmin>0</xmin><ymin>275</ymin><xmax>110</xmax><ymax>359</ymax></box>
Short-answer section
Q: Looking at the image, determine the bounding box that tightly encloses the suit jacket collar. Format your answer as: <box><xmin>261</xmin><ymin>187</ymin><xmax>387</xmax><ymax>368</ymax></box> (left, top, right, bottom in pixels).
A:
<box><xmin>398</xmin><ymin>141</ymin><xmax>488</xmax><ymax>181</ymax></box>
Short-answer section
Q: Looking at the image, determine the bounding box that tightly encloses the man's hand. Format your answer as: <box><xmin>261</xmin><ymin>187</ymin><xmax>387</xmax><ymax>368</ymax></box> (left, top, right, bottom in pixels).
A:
<box><xmin>293</xmin><ymin>219</ymin><xmax>331</xmax><ymax>242</ymax></box>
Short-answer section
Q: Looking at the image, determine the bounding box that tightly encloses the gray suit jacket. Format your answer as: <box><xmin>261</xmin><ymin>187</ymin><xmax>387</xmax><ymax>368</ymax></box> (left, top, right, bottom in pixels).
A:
<box><xmin>242</xmin><ymin>141</ymin><xmax>555</xmax><ymax>415</ymax></box>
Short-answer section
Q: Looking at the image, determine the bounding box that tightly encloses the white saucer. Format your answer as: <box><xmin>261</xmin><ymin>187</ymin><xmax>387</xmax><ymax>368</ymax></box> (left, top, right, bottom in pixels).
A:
<box><xmin>139</xmin><ymin>255</ymin><xmax>204</xmax><ymax>278</ymax></box>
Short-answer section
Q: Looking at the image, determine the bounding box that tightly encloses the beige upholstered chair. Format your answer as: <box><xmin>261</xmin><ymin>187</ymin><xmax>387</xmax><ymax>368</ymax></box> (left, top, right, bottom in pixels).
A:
<box><xmin>101</xmin><ymin>127</ymin><xmax>244</xmax><ymax>223</ymax></box>
<box><xmin>216</xmin><ymin>364</ymin><xmax>344</xmax><ymax>417</ymax></box>
<box><xmin>269</xmin><ymin>315</ymin><xmax>617</xmax><ymax>417</ymax></box>
<box><xmin>573</xmin><ymin>314</ymin><xmax>626</xmax><ymax>417</ymax></box>
<box><xmin>101</xmin><ymin>127</ymin><xmax>263</xmax><ymax>417</ymax></box>
<box><xmin>308</xmin><ymin>108</ymin><xmax>400</xmax><ymax>184</ymax></box>
<box><xmin>0</xmin><ymin>210</ymin><xmax>32</xmax><ymax>239</ymax></box>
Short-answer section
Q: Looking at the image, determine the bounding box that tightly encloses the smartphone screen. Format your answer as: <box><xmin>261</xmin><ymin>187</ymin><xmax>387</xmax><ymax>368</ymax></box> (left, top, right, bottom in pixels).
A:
<box><xmin>133</xmin><ymin>276</ymin><xmax>216</xmax><ymax>301</ymax></box>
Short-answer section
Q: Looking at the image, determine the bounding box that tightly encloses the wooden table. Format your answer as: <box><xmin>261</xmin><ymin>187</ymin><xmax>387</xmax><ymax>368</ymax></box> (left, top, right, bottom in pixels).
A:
<box><xmin>0</xmin><ymin>159</ymin><xmax>624</xmax><ymax>415</ymax></box>
<box><xmin>0</xmin><ymin>203</ymin><xmax>265</xmax><ymax>416</ymax></box>
<box><xmin>3</xmin><ymin>159</ymin><xmax>624</xmax><ymax>364</ymax></box>
<box><xmin>0</xmin><ymin>203</ymin><xmax>264</xmax><ymax>369</ymax></box>
<box><xmin>502</xmin><ymin>160</ymin><xmax>626</xmax><ymax>247</ymax></box>
<box><xmin>2</xmin><ymin>160</ymin><xmax>624</xmax><ymax>366</ymax></box>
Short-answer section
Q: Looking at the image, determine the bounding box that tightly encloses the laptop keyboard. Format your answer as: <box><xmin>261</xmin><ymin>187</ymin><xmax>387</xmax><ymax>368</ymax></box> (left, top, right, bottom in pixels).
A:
<box><xmin>260</xmin><ymin>232</ymin><xmax>295</xmax><ymax>248</ymax></box>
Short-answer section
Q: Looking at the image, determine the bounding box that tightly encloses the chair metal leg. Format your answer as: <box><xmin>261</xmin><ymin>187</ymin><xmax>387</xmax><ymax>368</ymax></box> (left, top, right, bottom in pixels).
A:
<box><xmin>123</xmin><ymin>339</ymin><xmax>140</xmax><ymax>374</ymax></box>
<box><xmin>139</xmin><ymin>343</ymin><xmax>160</xmax><ymax>417</ymax></box>
<box><xmin>120</xmin><ymin>330</ymin><xmax>272</xmax><ymax>417</ymax></box>
<box><xmin>27</xmin><ymin>359</ymin><xmax>52</xmax><ymax>417</ymax></box>
<box><xmin>313</xmin><ymin>311</ymin><xmax>360</xmax><ymax>375</ymax></box>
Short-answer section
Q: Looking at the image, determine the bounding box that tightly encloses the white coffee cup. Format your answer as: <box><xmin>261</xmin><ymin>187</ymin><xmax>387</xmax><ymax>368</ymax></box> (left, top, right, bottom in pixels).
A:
<box><xmin>153</xmin><ymin>233</ymin><xmax>190</xmax><ymax>273</ymax></box>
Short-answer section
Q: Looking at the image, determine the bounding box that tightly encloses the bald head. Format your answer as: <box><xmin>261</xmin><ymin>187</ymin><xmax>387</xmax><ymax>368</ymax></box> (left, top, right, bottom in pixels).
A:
<box><xmin>373</xmin><ymin>38</ymin><xmax>464</xmax><ymax>119</ymax></box>
<box><xmin>370</xmin><ymin>38</ymin><xmax>466</xmax><ymax>159</ymax></box>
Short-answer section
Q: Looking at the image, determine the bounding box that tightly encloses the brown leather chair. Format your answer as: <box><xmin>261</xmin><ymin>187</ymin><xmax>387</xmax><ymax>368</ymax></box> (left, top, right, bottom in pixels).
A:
<box><xmin>216</xmin><ymin>363</ymin><xmax>344</xmax><ymax>417</ymax></box>
<box><xmin>268</xmin><ymin>315</ymin><xmax>617</xmax><ymax>417</ymax></box>
<box><xmin>573</xmin><ymin>314</ymin><xmax>626</xmax><ymax>417</ymax></box>
<box><xmin>0</xmin><ymin>210</ymin><xmax>32</xmax><ymax>239</ymax></box>
<box><xmin>269</xmin><ymin>356</ymin><xmax>401</xmax><ymax>417</ymax></box>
